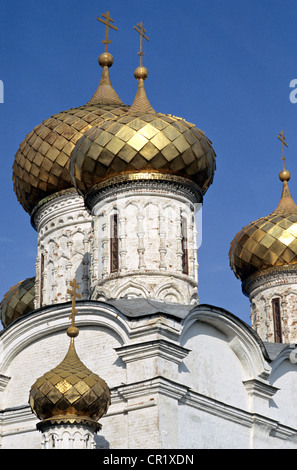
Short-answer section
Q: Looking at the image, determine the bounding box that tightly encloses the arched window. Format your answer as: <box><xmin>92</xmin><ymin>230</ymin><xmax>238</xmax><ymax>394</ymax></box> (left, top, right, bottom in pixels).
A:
<box><xmin>272</xmin><ymin>298</ymin><xmax>282</xmax><ymax>343</ymax></box>
<box><xmin>110</xmin><ymin>213</ymin><xmax>119</xmax><ymax>273</ymax></box>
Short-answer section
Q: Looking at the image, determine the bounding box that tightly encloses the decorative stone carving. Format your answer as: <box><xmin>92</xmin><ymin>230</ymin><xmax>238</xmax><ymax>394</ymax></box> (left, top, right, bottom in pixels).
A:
<box><xmin>38</xmin><ymin>421</ymin><xmax>98</xmax><ymax>449</ymax></box>
<box><xmin>244</xmin><ymin>267</ymin><xmax>297</xmax><ymax>343</ymax></box>
<box><xmin>32</xmin><ymin>190</ymin><xmax>92</xmax><ymax>307</ymax></box>
<box><xmin>89</xmin><ymin>181</ymin><xmax>201</xmax><ymax>305</ymax></box>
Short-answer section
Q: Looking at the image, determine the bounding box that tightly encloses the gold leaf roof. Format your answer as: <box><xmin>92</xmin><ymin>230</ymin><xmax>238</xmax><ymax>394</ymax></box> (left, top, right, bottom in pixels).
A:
<box><xmin>13</xmin><ymin>103</ymin><xmax>129</xmax><ymax>215</ymax></box>
<box><xmin>29</xmin><ymin>338</ymin><xmax>110</xmax><ymax>424</ymax></box>
<box><xmin>229</xmin><ymin>174</ymin><xmax>297</xmax><ymax>282</ymax></box>
<box><xmin>29</xmin><ymin>279</ymin><xmax>110</xmax><ymax>426</ymax></box>
<box><xmin>13</xmin><ymin>28</ymin><xmax>216</xmax><ymax>214</ymax></box>
<box><xmin>87</xmin><ymin>59</ymin><xmax>124</xmax><ymax>107</ymax></box>
<box><xmin>0</xmin><ymin>277</ymin><xmax>35</xmax><ymax>328</ymax></box>
<box><xmin>70</xmin><ymin>110</ymin><xmax>216</xmax><ymax>195</ymax></box>
<box><xmin>70</xmin><ymin>55</ymin><xmax>216</xmax><ymax>196</ymax></box>
<box><xmin>12</xmin><ymin>56</ymin><xmax>129</xmax><ymax>215</ymax></box>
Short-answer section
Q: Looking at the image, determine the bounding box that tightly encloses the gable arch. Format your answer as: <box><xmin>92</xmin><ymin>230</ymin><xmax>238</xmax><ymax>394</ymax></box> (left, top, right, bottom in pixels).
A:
<box><xmin>181</xmin><ymin>305</ymin><xmax>270</xmax><ymax>381</ymax></box>
<box><xmin>0</xmin><ymin>301</ymin><xmax>131</xmax><ymax>375</ymax></box>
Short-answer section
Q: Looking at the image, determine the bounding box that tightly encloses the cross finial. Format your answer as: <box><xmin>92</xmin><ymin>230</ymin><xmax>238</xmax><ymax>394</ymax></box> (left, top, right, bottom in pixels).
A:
<box><xmin>67</xmin><ymin>279</ymin><xmax>82</xmax><ymax>331</ymax></box>
<box><xmin>97</xmin><ymin>11</ymin><xmax>118</xmax><ymax>53</ymax></box>
<box><xmin>134</xmin><ymin>21</ymin><xmax>149</xmax><ymax>67</ymax></box>
<box><xmin>277</xmin><ymin>130</ymin><xmax>289</xmax><ymax>170</ymax></box>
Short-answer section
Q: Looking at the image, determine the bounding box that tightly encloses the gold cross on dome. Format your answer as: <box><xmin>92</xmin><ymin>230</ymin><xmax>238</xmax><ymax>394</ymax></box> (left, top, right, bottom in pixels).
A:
<box><xmin>134</xmin><ymin>21</ymin><xmax>149</xmax><ymax>66</ymax></box>
<box><xmin>67</xmin><ymin>279</ymin><xmax>82</xmax><ymax>327</ymax></box>
<box><xmin>97</xmin><ymin>11</ymin><xmax>118</xmax><ymax>52</ymax></box>
<box><xmin>277</xmin><ymin>130</ymin><xmax>288</xmax><ymax>169</ymax></box>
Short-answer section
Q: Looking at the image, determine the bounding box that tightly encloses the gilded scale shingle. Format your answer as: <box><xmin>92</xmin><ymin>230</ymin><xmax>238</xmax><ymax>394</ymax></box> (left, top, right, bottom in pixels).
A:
<box><xmin>229</xmin><ymin>134</ymin><xmax>297</xmax><ymax>282</ymax></box>
<box><xmin>12</xmin><ymin>15</ymin><xmax>216</xmax><ymax>215</ymax></box>
<box><xmin>29</xmin><ymin>338</ymin><xmax>110</xmax><ymax>426</ymax></box>
<box><xmin>12</xmin><ymin>12</ymin><xmax>129</xmax><ymax>215</ymax></box>
<box><xmin>29</xmin><ymin>279</ymin><xmax>110</xmax><ymax>428</ymax></box>
<box><xmin>13</xmin><ymin>103</ymin><xmax>129</xmax><ymax>214</ymax></box>
<box><xmin>71</xmin><ymin>110</ymin><xmax>216</xmax><ymax>195</ymax></box>
<box><xmin>0</xmin><ymin>277</ymin><xmax>35</xmax><ymax>327</ymax></box>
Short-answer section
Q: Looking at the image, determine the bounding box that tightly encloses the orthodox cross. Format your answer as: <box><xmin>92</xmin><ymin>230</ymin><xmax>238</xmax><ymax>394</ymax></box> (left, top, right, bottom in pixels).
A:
<box><xmin>134</xmin><ymin>21</ymin><xmax>149</xmax><ymax>67</ymax></box>
<box><xmin>97</xmin><ymin>11</ymin><xmax>118</xmax><ymax>53</ymax></box>
<box><xmin>277</xmin><ymin>130</ymin><xmax>288</xmax><ymax>170</ymax></box>
<box><xmin>67</xmin><ymin>279</ymin><xmax>82</xmax><ymax>327</ymax></box>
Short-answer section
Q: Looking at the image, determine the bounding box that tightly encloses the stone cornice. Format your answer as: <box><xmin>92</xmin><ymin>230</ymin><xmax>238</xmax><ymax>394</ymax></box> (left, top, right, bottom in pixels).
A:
<box><xmin>2</xmin><ymin>378</ymin><xmax>297</xmax><ymax>443</ymax></box>
<box><xmin>85</xmin><ymin>173</ymin><xmax>203</xmax><ymax>211</ymax></box>
<box><xmin>0</xmin><ymin>374</ymin><xmax>10</xmax><ymax>392</ymax></box>
<box><xmin>243</xmin><ymin>378</ymin><xmax>279</xmax><ymax>400</ymax></box>
<box><xmin>243</xmin><ymin>265</ymin><xmax>297</xmax><ymax>297</ymax></box>
<box><xmin>31</xmin><ymin>189</ymin><xmax>91</xmax><ymax>232</ymax></box>
<box><xmin>115</xmin><ymin>339</ymin><xmax>190</xmax><ymax>364</ymax></box>
<box><xmin>113</xmin><ymin>376</ymin><xmax>189</xmax><ymax>403</ymax></box>
<box><xmin>113</xmin><ymin>376</ymin><xmax>297</xmax><ymax>439</ymax></box>
<box><xmin>30</xmin><ymin>188</ymin><xmax>80</xmax><ymax>229</ymax></box>
<box><xmin>92</xmin><ymin>269</ymin><xmax>198</xmax><ymax>290</ymax></box>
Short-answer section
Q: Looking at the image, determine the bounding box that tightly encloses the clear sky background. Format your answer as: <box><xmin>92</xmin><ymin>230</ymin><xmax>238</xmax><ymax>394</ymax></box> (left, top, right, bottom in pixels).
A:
<box><xmin>1</xmin><ymin>0</ymin><xmax>297</xmax><ymax>328</ymax></box>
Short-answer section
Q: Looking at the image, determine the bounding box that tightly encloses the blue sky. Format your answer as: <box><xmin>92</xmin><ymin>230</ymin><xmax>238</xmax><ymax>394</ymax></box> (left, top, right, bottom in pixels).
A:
<box><xmin>1</xmin><ymin>0</ymin><xmax>297</xmax><ymax>327</ymax></box>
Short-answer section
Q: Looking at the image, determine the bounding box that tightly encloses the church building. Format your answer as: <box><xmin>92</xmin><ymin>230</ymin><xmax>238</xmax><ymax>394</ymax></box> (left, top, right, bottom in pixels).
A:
<box><xmin>1</xmin><ymin>12</ymin><xmax>297</xmax><ymax>449</ymax></box>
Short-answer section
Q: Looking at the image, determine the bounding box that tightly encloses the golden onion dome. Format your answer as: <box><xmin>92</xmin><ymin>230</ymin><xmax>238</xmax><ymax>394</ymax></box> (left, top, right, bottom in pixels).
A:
<box><xmin>12</xmin><ymin>47</ymin><xmax>129</xmax><ymax>215</ymax></box>
<box><xmin>70</xmin><ymin>31</ymin><xmax>216</xmax><ymax>198</ymax></box>
<box><xmin>29</xmin><ymin>337</ymin><xmax>110</xmax><ymax>427</ymax></box>
<box><xmin>229</xmin><ymin>163</ymin><xmax>297</xmax><ymax>283</ymax></box>
<box><xmin>0</xmin><ymin>277</ymin><xmax>35</xmax><ymax>328</ymax></box>
<box><xmin>29</xmin><ymin>280</ymin><xmax>110</xmax><ymax>429</ymax></box>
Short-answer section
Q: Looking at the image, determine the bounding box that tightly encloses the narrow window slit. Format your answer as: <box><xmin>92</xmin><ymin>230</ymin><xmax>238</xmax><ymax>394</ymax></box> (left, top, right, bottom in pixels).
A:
<box><xmin>110</xmin><ymin>214</ymin><xmax>119</xmax><ymax>273</ymax></box>
<box><xmin>272</xmin><ymin>298</ymin><xmax>282</xmax><ymax>343</ymax></box>
<box><xmin>181</xmin><ymin>215</ymin><xmax>188</xmax><ymax>275</ymax></box>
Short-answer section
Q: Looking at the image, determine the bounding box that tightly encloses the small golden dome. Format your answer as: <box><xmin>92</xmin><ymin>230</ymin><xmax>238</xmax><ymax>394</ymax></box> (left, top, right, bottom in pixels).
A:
<box><xmin>229</xmin><ymin>173</ymin><xmax>297</xmax><ymax>283</ymax></box>
<box><xmin>12</xmin><ymin>51</ymin><xmax>129</xmax><ymax>215</ymax></box>
<box><xmin>29</xmin><ymin>279</ymin><xmax>110</xmax><ymax>428</ymax></box>
<box><xmin>29</xmin><ymin>338</ymin><xmax>110</xmax><ymax>426</ymax></box>
<box><xmin>0</xmin><ymin>277</ymin><xmax>35</xmax><ymax>328</ymax></box>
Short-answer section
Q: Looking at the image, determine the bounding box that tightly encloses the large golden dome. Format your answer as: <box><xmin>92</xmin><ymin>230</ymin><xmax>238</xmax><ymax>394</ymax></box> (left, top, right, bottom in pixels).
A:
<box><xmin>229</xmin><ymin>168</ymin><xmax>297</xmax><ymax>283</ymax></box>
<box><xmin>70</xmin><ymin>59</ymin><xmax>216</xmax><ymax>198</ymax></box>
<box><xmin>12</xmin><ymin>52</ymin><xmax>129</xmax><ymax>215</ymax></box>
<box><xmin>0</xmin><ymin>277</ymin><xmax>35</xmax><ymax>328</ymax></box>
